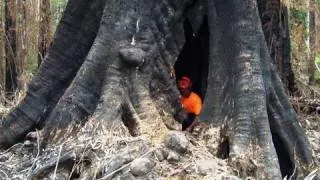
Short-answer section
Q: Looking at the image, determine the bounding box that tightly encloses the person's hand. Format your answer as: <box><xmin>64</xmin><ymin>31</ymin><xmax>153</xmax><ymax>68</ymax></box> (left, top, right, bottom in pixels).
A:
<box><xmin>185</xmin><ymin>120</ymin><xmax>197</xmax><ymax>132</ymax></box>
<box><xmin>174</xmin><ymin>107</ymin><xmax>188</xmax><ymax>123</ymax></box>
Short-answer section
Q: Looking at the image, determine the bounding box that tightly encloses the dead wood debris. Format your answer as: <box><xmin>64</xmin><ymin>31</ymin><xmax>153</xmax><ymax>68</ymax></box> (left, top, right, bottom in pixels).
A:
<box><xmin>0</xmin><ymin>94</ymin><xmax>318</xmax><ymax>179</ymax></box>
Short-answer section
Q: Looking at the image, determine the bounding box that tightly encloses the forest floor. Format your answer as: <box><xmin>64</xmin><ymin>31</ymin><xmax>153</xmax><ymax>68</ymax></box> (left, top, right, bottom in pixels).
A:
<box><xmin>291</xmin><ymin>96</ymin><xmax>320</xmax><ymax>168</ymax></box>
<box><xmin>0</xmin><ymin>94</ymin><xmax>318</xmax><ymax>179</ymax></box>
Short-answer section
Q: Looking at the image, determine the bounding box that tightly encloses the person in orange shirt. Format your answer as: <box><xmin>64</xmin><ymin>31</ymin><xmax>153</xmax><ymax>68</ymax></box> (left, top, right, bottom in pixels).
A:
<box><xmin>177</xmin><ymin>76</ymin><xmax>202</xmax><ymax>131</ymax></box>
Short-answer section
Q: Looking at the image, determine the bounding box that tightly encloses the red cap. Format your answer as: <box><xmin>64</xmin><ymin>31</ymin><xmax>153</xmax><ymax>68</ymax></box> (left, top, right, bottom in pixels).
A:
<box><xmin>178</xmin><ymin>76</ymin><xmax>192</xmax><ymax>89</ymax></box>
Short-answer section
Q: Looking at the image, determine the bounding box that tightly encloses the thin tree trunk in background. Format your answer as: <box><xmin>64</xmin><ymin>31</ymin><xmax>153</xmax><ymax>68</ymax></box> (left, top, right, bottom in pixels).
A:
<box><xmin>316</xmin><ymin>10</ymin><xmax>319</xmax><ymax>55</ymax></box>
<box><xmin>0</xmin><ymin>1</ymin><xmax>5</xmax><ymax>94</ymax></box>
<box><xmin>281</xmin><ymin>6</ymin><xmax>295</xmax><ymax>92</ymax></box>
<box><xmin>38</xmin><ymin>0</ymin><xmax>51</xmax><ymax>67</ymax></box>
<box><xmin>24</xmin><ymin>0</ymin><xmax>40</xmax><ymax>73</ymax></box>
<box><xmin>307</xmin><ymin>0</ymin><xmax>316</xmax><ymax>84</ymax></box>
<box><xmin>16</xmin><ymin>0</ymin><xmax>27</xmax><ymax>91</ymax></box>
<box><xmin>4</xmin><ymin>0</ymin><xmax>17</xmax><ymax>97</ymax></box>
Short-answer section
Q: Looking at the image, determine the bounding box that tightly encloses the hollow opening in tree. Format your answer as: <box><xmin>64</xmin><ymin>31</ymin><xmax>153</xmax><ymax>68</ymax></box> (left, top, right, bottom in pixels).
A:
<box><xmin>271</xmin><ymin>131</ymin><xmax>294</xmax><ymax>178</ymax></box>
<box><xmin>174</xmin><ymin>17</ymin><xmax>209</xmax><ymax>100</ymax></box>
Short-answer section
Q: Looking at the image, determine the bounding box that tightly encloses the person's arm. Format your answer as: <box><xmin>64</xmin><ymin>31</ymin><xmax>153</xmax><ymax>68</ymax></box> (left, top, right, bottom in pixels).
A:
<box><xmin>182</xmin><ymin>113</ymin><xmax>195</xmax><ymax>131</ymax></box>
<box><xmin>185</xmin><ymin>115</ymin><xmax>198</xmax><ymax>131</ymax></box>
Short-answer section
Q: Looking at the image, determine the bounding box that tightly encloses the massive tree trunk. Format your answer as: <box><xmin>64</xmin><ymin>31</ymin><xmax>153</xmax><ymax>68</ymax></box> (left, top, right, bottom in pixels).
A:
<box><xmin>0</xmin><ymin>0</ymin><xmax>312</xmax><ymax>178</ymax></box>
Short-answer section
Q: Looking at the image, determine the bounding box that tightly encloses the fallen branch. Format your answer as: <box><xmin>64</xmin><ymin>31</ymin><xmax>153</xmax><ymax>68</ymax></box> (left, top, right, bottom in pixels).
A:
<box><xmin>304</xmin><ymin>168</ymin><xmax>318</xmax><ymax>180</ymax></box>
<box><xmin>0</xmin><ymin>167</ymin><xmax>8</xmax><ymax>179</ymax></box>
<box><xmin>27</xmin><ymin>151</ymin><xmax>76</xmax><ymax>180</ymax></box>
<box><xmin>53</xmin><ymin>145</ymin><xmax>63</xmax><ymax>180</ymax></box>
<box><xmin>27</xmin><ymin>130</ymin><xmax>41</xmax><ymax>176</ymax></box>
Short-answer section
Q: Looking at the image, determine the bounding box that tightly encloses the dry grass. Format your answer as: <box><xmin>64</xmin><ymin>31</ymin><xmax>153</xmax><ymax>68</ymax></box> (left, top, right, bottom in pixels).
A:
<box><xmin>0</xmin><ymin>112</ymin><xmax>235</xmax><ymax>179</ymax></box>
<box><xmin>0</xmin><ymin>89</ymin><xmax>319</xmax><ymax>179</ymax></box>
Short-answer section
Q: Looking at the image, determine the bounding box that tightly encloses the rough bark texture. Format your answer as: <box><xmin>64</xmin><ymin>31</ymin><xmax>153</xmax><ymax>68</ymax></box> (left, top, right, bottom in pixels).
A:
<box><xmin>200</xmin><ymin>0</ymin><xmax>311</xmax><ymax>177</ymax></box>
<box><xmin>0</xmin><ymin>0</ymin><xmax>5</xmax><ymax>92</ymax></box>
<box><xmin>307</xmin><ymin>3</ymin><xmax>316</xmax><ymax>85</ymax></box>
<box><xmin>38</xmin><ymin>0</ymin><xmax>51</xmax><ymax>67</ymax></box>
<box><xmin>0</xmin><ymin>0</ymin><xmax>312</xmax><ymax>178</ymax></box>
<box><xmin>257</xmin><ymin>0</ymin><xmax>295</xmax><ymax>92</ymax></box>
<box><xmin>16</xmin><ymin>0</ymin><xmax>27</xmax><ymax>91</ymax></box>
<box><xmin>4</xmin><ymin>0</ymin><xmax>17</xmax><ymax>96</ymax></box>
<box><xmin>316</xmin><ymin>11</ymin><xmax>320</xmax><ymax>54</ymax></box>
<box><xmin>0</xmin><ymin>0</ymin><xmax>107</xmax><ymax>145</ymax></box>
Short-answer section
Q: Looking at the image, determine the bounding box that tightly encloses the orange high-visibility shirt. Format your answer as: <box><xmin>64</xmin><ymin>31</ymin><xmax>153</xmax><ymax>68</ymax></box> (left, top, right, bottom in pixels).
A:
<box><xmin>181</xmin><ymin>92</ymin><xmax>202</xmax><ymax>115</ymax></box>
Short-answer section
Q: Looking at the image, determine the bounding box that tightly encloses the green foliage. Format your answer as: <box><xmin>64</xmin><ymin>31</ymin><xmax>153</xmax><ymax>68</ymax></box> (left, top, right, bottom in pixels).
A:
<box><xmin>51</xmin><ymin>0</ymin><xmax>67</xmax><ymax>26</ymax></box>
<box><xmin>315</xmin><ymin>55</ymin><xmax>320</xmax><ymax>80</ymax></box>
<box><xmin>291</xmin><ymin>8</ymin><xmax>307</xmax><ymax>27</ymax></box>
<box><xmin>25</xmin><ymin>54</ymin><xmax>38</xmax><ymax>75</ymax></box>
<box><xmin>316</xmin><ymin>56</ymin><xmax>320</xmax><ymax>64</ymax></box>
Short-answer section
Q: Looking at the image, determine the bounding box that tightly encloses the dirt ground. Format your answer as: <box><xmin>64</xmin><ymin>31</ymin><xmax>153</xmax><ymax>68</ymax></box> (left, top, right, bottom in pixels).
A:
<box><xmin>291</xmin><ymin>96</ymin><xmax>320</xmax><ymax>167</ymax></box>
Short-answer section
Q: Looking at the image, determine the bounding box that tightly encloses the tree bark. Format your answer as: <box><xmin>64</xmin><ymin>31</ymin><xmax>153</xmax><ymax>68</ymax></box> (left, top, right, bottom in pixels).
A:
<box><xmin>316</xmin><ymin>11</ymin><xmax>320</xmax><ymax>54</ymax></box>
<box><xmin>16</xmin><ymin>0</ymin><xmax>27</xmax><ymax>91</ymax></box>
<box><xmin>257</xmin><ymin>0</ymin><xmax>295</xmax><ymax>92</ymax></box>
<box><xmin>307</xmin><ymin>0</ymin><xmax>316</xmax><ymax>85</ymax></box>
<box><xmin>4</xmin><ymin>0</ymin><xmax>17</xmax><ymax>96</ymax></box>
<box><xmin>316</xmin><ymin>10</ymin><xmax>319</xmax><ymax>55</ymax></box>
<box><xmin>201</xmin><ymin>0</ymin><xmax>311</xmax><ymax>177</ymax></box>
<box><xmin>38</xmin><ymin>0</ymin><xmax>51</xmax><ymax>67</ymax></box>
<box><xmin>0</xmin><ymin>0</ymin><xmax>312</xmax><ymax>178</ymax></box>
<box><xmin>0</xmin><ymin>0</ymin><xmax>5</xmax><ymax>93</ymax></box>
<box><xmin>0</xmin><ymin>0</ymin><xmax>107</xmax><ymax>145</ymax></box>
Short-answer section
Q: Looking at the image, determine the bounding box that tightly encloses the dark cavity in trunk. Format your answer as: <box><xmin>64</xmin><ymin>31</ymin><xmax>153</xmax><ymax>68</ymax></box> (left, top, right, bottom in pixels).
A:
<box><xmin>271</xmin><ymin>131</ymin><xmax>294</xmax><ymax>178</ymax></box>
<box><xmin>174</xmin><ymin>17</ymin><xmax>209</xmax><ymax>100</ymax></box>
<box><xmin>217</xmin><ymin>138</ymin><xmax>230</xmax><ymax>159</ymax></box>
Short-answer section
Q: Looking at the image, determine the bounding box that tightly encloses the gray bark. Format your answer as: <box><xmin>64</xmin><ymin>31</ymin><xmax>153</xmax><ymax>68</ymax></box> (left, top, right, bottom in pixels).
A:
<box><xmin>0</xmin><ymin>0</ymin><xmax>312</xmax><ymax>178</ymax></box>
<box><xmin>257</xmin><ymin>0</ymin><xmax>295</xmax><ymax>92</ymax></box>
<box><xmin>0</xmin><ymin>0</ymin><xmax>107</xmax><ymax>146</ymax></box>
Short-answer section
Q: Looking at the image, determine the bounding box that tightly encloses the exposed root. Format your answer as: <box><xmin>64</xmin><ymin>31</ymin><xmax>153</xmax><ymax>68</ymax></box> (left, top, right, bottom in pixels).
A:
<box><xmin>128</xmin><ymin>73</ymin><xmax>169</xmax><ymax>143</ymax></box>
<box><xmin>121</xmin><ymin>100</ymin><xmax>141</xmax><ymax>136</ymax></box>
<box><xmin>228</xmin><ymin>144</ymin><xmax>266</xmax><ymax>179</ymax></box>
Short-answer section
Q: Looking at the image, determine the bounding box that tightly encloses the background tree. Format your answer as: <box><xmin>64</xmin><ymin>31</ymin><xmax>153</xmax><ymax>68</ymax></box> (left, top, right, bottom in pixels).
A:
<box><xmin>4</xmin><ymin>0</ymin><xmax>17</xmax><ymax>97</ymax></box>
<box><xmin>290</xmin><ymin>0</ymin><xmax>320</xmax><ymax>86</ymax></box>
<box><xmin>0</xmin><ymin>0</ymin><xmax>66</xmax><ymax>99</ymax></box>
<box><xmin>38</xmin><ymin>0</ymin><xmax>51</xmax><ymax>67</ymax></box>
<box><xmin>306</xmin><ymin>0</ymin><xmax>316</xmax><ymax>84</ymax></box>
<box><xmin>316</xmin><ymin>7</ymin><xmax>320</xmax><ymax>55</ymax></box>
<box><xmin>258</xmin><ymin>0</ymin><xmax>295</xmax><ymax>92</ymax></box>
<box><xmin>0</xmin><ymin>0</ymin><xmax>313</xmax><ymax>178</ymax></box>
<box><xmin>0</xmin><ymin>0</ymin><xmax>5</xmax><ymax>94</ymax></box>
<box><xmin>16</xmin><ymin>0</ymin><xmax>27</xmax><ymax>91</ymax></box>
